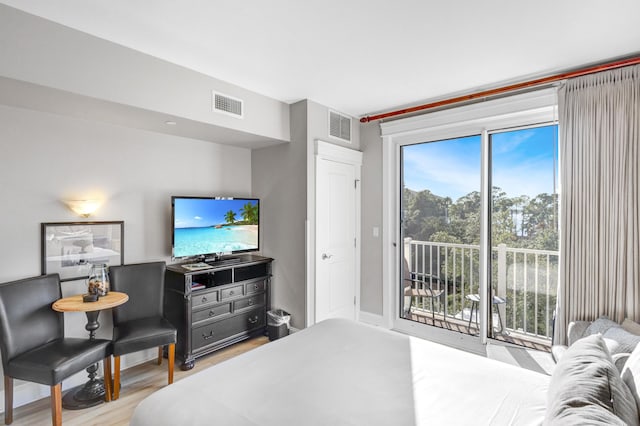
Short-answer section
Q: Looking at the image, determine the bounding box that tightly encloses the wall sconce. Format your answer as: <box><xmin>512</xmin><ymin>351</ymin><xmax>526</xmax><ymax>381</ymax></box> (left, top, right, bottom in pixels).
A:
<box><xmin>66</xmin><ymin>199</ymin><xmax>101</xmax><ymax>218</ymax></box>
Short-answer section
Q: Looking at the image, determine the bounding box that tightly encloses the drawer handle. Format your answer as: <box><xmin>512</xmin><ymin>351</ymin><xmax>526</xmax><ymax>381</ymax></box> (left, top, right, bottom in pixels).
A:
<box><xmin>202</xmin><ymin>331</ymin><xmax>214</xmax><ymax>340</ymax></box>
<box><xmin>253</xmin><ymin>284</ymin><xmax>259</xmax><ymax>290</ymax></box>
<box><xmin>201</xmin><ymin>296</ymin><xmax>208</xmax><ymax>303</ymax></box>
<box><xmin>248</xmin><ymin>316</ymin><xmax>258</xmax><ymax>325</ymax></box>
<box><xmin>248</xmin><ymin>299</ymin><xmax>254</xmax><ymax>306</ymax></box>
<box><xmin>208</xmin><ymin>310</ymin><xmax>215</xmax><ymax>317</ymax></box>
<box><xmin>229</xmin><ymin>290</ymin><xmax>235</xmax><ymax>296</ymax></box>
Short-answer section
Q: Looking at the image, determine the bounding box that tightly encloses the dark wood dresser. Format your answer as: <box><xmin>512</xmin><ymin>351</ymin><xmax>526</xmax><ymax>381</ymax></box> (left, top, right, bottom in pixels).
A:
<box><xmin>164</xmin><ymin>254</ymin><xmax>272</xmax><ymax>370</ymax></box>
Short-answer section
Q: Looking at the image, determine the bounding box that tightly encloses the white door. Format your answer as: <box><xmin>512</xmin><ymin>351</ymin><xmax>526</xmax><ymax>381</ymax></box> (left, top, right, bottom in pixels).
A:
<box><xmin>316</xmin><ymin>156</ymin><xmax>358</xmax><ymax>321</ymax></box>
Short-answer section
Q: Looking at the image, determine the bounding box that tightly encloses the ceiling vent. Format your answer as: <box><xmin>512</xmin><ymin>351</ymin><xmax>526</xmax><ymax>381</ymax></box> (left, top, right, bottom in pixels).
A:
<box><xmin>328</xmin><ymin>110</ymin><xmax>351</xmax><ymax>142</ymax></box>
<box><xmin>212</xmin><ymin>91</ymin><xmax>243</xmax><ymax>118</ymax></box>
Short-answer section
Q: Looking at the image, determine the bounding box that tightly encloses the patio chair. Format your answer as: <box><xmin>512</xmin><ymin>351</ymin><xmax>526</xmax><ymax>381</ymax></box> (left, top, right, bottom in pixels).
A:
<box><xmin>404</xmin><ymin>270</ymin><xmax>445</xmax><ymax>322</ymax></box>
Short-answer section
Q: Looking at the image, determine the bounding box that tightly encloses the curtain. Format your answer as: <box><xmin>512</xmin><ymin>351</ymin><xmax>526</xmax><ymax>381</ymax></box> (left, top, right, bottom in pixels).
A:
<box><xmin>555</xmin><ymin>64</ymin><xmax>640</xmax><ymax>345</ymax></box>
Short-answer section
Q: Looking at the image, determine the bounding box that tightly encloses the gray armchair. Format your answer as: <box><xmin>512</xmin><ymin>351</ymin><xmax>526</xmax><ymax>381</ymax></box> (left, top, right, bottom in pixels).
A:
<box><xmin>0</xmin><ymin>274</ymin><xmax>112</xmax><ymax>425</ymax></box>
<box><xmin>552</xmin><ymin>318</ymin><xmax>640</xmax><ymax>372</ymax></box>
<box><xmin>109</xmin><ymin>262</ymin><xmax>176</xmax><ymax>400</ymax></box>
<box><xmin>551</xmin><ymin>320</ymin><xmax>591</xmax><ymax>362</ymax></box>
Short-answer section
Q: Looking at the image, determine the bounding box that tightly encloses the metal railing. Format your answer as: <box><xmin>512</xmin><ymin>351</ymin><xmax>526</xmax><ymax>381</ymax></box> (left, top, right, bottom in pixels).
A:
<box><xmin>404</xmin><ymin>238</ymin><xmax>558</xmax><ymax>340</ymax></box>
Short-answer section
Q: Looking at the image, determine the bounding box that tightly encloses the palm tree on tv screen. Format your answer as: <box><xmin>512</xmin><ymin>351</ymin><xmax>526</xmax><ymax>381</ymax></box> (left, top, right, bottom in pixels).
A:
<box><xmin>224</xmin><ymin>210</ymin><xmax>236</xmax><ymax>224</ymax></box>
<box><xmin>240</xmin><ymin>202</ymin><xmax>258</xmax><ymax>225</ymax></box>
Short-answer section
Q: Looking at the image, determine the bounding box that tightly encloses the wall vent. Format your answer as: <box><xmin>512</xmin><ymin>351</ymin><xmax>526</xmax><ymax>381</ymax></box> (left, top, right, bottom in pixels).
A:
<box><xmin>328</xmin><ymin>110</ymin><xmax>351</xmax><ymax>142</ymax></box>
<box><xmin>212</xmin><ymin>91</ymin><xmax>243</xmax><ymax>118</ymax></box>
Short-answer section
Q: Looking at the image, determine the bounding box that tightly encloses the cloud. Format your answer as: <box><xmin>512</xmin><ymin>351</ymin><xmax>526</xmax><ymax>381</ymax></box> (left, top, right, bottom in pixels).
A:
<box><xmin>492</xmin><ymin>129</ymin><xmax>536</xmax><ymax>154</ymax></box>
<box><xmin>403</xmin><ymin>135</ymin><xmax>556</xmax><ymax>200</ymax></box>
<box><xmin>194</xmin><ymin>216</ymin><xmax>202</xmax><ymax>220</ymax></box>
<box><xmin>493</xmin><ymin>157</ymin><xmax>556</xmax><ymax>198</ymax></box>
<box><xmin>403</xmin><ymin>143</ymin><xmax>480</xmax><ymax>199</ymax></box>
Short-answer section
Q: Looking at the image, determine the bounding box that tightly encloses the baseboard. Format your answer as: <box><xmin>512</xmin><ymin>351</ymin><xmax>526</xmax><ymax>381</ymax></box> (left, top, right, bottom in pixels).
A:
<box><xmin>358</xmin><ymin>311</ymin><xmax>386</xmax><ymax>327</ymax></box>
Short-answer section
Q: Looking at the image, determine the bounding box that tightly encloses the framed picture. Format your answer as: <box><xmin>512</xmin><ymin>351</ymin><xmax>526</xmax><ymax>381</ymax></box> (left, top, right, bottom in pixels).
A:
<box><xmin>41</xmin><ymin>221</ymin><xmax>124</xmax><ymax>282</ymax></box>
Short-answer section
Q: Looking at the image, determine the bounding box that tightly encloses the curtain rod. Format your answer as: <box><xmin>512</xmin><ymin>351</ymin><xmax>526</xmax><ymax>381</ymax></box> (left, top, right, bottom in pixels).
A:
<box><xmin>359</xmin><ymin>56</ymin><xmax>640</xmax><ymax>123</ymax></box>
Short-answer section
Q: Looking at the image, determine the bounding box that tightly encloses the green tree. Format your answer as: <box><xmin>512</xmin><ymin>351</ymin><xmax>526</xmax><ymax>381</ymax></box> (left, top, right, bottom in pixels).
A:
<box><xmin>522</xmin><ymin>193</ymin><xmax>558</xmax><ymax>250</ymax></box>
<box><xmin>491</xmin><ymin>187</ymin><xmax>518</xmax><ymax>247</ymax></box>
<box><xmin>224</xmin><ymin>210</ymin><xmax>236</xmax><ymax>224</ymax></box>
<box><xmin>403</xmin><ymin>188</ymin><xmax>449</xmax><ymax>241</ymax></box>
<box><xmin>240</xmin><ymin>202</ymin><xmax>259</xmax><ymax>225</ymax></box>
<box><xmin>448</xmin><ymin>191</ymin><xmax>481</xmax><ymax>244</ymax></box>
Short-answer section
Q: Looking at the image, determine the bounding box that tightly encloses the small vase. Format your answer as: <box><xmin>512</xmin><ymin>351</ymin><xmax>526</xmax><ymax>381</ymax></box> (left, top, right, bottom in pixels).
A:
<box><xmin>87</xmin><ymin>263</ymin><xmax>110</xmax><ymax>296</ymax></box>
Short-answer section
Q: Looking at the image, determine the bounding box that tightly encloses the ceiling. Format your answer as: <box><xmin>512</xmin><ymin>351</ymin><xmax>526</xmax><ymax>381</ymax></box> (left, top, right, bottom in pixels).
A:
<box><xmin>1</xmin><ymin>0</ymin><xmax>640</xmax><ymax>119</ymax></box>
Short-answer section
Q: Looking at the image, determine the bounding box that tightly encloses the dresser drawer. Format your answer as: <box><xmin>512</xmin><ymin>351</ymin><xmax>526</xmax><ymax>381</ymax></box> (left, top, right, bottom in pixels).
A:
<box><xmin>220</xmin><ymin>284</ymin><xmax>244</xmax><ymax>300</ymax></box>
<box><xmin>245</xmin><ymin>279</ymin><xmax>266</xmax><ymax>295</ymax></box>
<box><xmin>191</xmin><ymin>289</ymin><xmax>218</xmax><ymax>308</ymax></box>
<box><xmin>192</xmin><ymin>308</ymin><xmax>265</xmax><ymax>351</ymax></box>
<box><xmin>192</xmin><ymin>302</ymin><xmax>231</xmax><ymax>324</ymax></box>
<box><xmin>234</xmin><ymin>293</ymin><xmax>265</xmax><ymax>312</ymax></box>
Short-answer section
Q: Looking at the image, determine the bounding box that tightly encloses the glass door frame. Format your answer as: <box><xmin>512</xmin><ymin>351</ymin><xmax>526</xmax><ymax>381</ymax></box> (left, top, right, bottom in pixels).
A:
<box><xmin>381</xmin><ymin>88</ymin><xmax>558</xmax><ymax>351</ymax></box>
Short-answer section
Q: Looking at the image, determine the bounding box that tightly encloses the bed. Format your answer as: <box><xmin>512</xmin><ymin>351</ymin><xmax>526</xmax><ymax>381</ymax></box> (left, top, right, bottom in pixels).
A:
<box><xmin>131</xmin><ymin>318</ymin><xmax>549</xmax><ymax>425</ymax></box>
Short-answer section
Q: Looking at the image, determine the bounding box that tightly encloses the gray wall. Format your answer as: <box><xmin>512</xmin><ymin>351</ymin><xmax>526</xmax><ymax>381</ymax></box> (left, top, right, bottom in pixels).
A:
<box><xmin>306</xmin><ymin>100</ymin><xmax>360</xmax><ymax>151</ymax></box>
<box><xmin>0</xmin><ymin>4</ymin><xmax>290</xmax><ymax>143</ymax></box>
<box><xmin>359</xmin><ymin>121</ymin><xmax>384</xmax><ymax>314</ymax></box>
<box><xmin>252</xmin><ymin>99</ymin><xmax>361</xmax><ymax>328</ymax></box>
<box><xmin>0</xmin><ymin>103</ymin><xmax>252</xmax><ymax>406</ymax></box>
<box><xmin>252</xmin><ymin>101</ymin><xmax>307</xmax><ymax>329</ymax></box>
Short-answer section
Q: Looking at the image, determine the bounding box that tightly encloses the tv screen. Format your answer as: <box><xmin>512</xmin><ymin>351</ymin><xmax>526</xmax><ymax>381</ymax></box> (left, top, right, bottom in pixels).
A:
<box><xmin>172</xmin><ymin>196</ymin><xmax>259</xmax><ymax>259</ymax></box>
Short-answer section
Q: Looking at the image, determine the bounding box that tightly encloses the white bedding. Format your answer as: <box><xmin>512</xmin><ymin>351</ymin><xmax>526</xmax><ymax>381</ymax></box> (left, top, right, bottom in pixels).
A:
<box><xmin>131</xmin><ymin>318</ymin><xmax>548</xmax><ymax>425</ymax></box>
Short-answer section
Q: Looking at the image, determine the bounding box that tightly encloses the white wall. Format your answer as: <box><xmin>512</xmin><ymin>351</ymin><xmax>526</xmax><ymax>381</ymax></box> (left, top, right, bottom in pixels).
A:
<box><xmin>0</xmin><ymin>104</ymin><xmax>252</xmax><ymax>409</ymax></box>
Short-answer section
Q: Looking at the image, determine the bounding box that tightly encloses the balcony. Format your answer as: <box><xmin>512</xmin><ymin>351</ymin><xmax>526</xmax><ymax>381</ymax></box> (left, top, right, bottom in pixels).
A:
<box><xmin>403</xmin><ymin>238</ymin><xmax>558</xmax><ymax>351</ymax></box>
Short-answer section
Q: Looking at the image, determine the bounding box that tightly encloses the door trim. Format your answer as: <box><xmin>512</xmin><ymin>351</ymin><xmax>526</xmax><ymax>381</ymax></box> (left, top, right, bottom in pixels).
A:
<box><xmin>307</xmin><ymin>140</ymin><xmax>362</xmax><ymax>326</ymax></box>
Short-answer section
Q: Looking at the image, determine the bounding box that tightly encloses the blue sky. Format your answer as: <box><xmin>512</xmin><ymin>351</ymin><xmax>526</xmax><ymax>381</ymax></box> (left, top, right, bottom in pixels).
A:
<box><xmin>402</xmin><ymin>125</ymin><xmax>558</xmax><ymax>201</ymax></box>
<box><xmin>174</xmin><ymin>198</ymin><xmax>258</xmax><ymax>228</ymax></box>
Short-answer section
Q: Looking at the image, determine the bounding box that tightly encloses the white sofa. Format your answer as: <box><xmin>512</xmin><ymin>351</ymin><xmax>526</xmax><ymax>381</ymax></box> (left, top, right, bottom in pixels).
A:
<box><xmin>553</xmin><ymin>317</ymin><xmax>640</xmax><ymax>371</ymax></box>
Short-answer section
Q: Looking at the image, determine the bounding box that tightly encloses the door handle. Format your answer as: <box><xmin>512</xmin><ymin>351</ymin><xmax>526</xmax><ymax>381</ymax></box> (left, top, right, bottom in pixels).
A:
<box><xmin>322</xmin><ymin>253</ymin><xmax>333</xmax><ymax>260</ymax></box>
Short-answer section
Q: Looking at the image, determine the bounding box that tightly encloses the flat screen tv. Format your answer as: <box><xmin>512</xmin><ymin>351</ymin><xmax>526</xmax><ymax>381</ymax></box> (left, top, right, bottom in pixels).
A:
<box><xmin>171</xmin><ymin>196</ymin><xmax>259</xmax><ymax>261</ymax></box>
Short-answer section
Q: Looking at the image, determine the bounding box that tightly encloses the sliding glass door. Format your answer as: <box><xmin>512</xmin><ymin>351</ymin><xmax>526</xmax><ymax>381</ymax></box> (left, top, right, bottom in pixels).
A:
<box><xmin>400</xmin><ymin>124</ymin><xmax>559</xmax><ymax>348</ymax></box>
<box><xmin>400</xmin><ymin>135</ymin><xmax>481</xmax><ymax>330</ymax></box>
<box><xmin>489</xmin><ymin>125</ymin><xmax>559</xmax><ymax>345</ymax></box>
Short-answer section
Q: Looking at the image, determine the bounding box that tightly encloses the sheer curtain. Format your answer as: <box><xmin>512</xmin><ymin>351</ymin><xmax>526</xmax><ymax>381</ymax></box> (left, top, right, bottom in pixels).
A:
<box><xmin>555</xmin><ymin>64</ymin><xmax>640</xmax><ymax>344</ymax></box>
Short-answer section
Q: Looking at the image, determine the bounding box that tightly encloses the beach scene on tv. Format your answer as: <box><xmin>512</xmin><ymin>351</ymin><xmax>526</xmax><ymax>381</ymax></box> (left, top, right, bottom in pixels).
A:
<box><xmin>173</xmin><ymin>198</ymin><xmax>259</xmax><ymax>258</ymax></box>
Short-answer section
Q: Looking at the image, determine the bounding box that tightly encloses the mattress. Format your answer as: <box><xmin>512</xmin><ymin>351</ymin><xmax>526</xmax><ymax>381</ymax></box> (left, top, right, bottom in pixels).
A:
<box><xmin>131</xmin><ymin>318</ymin><xmax>548</xmax><ymax>425</ymax></box>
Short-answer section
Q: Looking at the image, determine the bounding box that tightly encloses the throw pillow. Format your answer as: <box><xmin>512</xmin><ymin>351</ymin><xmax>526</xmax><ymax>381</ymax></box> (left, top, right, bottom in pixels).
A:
<box><xmin>623</xmin><ymin>318</ymin><xmax>640</xmax><ymax>336</ymax></box>
<box><xmin>603</xmin><ymin>326</ymin><xmax>640</xmax><ymax>355</ymax></box>
<box><xmin>585</xmin><ymin>316</ymin><xmax>620</xmax><ymax>335</ymax></box>
<box><xmin>547</xmin><ymin>405</ymin><xmax>626</xmax><ymax>426</ymax></box>
<box><xmin>622</xmin><ymin>342</ymin><xmax>640</xmax><ymax>415</ymax></box>
<box><xmin>545</xmin><ymin>334</ymin><xmax>639</xmax><ymax>426</ymax></box>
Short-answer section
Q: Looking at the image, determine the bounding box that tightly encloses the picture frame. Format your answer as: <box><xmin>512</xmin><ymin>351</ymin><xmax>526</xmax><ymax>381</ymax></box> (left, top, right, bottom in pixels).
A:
<box><xmin>41</xmin><ymin>221</ymin><xmax>124</xmax><ymax>282</ymax></box>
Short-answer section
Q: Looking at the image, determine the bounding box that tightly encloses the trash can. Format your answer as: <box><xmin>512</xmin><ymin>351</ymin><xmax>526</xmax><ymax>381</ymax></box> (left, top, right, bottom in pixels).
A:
<box><xmin>267</xmin><ymin>309</ymin><xmax>290</xmax><ymax>341</ymax></box>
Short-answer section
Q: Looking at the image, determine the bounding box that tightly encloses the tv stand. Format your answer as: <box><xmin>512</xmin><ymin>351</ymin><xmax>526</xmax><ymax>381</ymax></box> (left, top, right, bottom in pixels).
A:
<box><xmin>164</xmin><ymin>254</ymin><xmax>272</xmax><ymax>370</ymax></box>
<box><xmin>181</xmin><ymin>256</ymin><xmax>242</xmax><ymax>271</ymax></box>
<box><xmin>206</xmin><ymin>256</ymin><xmax>241</xmax><ymax>267</ymax></box>
<box><xmin>181</xmin><ymin>262</ymin><xmax>210</xmax><ymax>271</ymax></box>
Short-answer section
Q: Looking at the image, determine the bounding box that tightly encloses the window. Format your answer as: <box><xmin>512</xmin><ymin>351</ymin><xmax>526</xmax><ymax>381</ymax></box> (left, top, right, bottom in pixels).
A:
<box><xmin>490</xmin><ymin>125</ymin><xmax>558</xmax><ymax>342</ymax></box>
<box><xmin>401</xmin><ymin>135</ymin><xmax>481</xmax><ymax>329</ymax></box>
<box><xmin>382</xmin><ymin>88</ymin><xmax>559</xmax><ymax>349</ymax></box>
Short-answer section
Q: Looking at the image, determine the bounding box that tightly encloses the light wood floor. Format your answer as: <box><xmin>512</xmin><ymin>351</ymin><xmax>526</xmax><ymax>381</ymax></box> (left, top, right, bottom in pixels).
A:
<box><xmin>7</xmin><ymin>336</ymin><xmax>270</xmax><ymax>426</ymax></box>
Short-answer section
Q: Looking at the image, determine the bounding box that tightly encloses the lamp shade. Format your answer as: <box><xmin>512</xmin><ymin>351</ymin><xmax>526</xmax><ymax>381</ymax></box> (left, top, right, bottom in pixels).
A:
<box><xmin>66</xmin><ymin>199</ymin><xmax>101</xmax><ymax>217</ymax></box>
